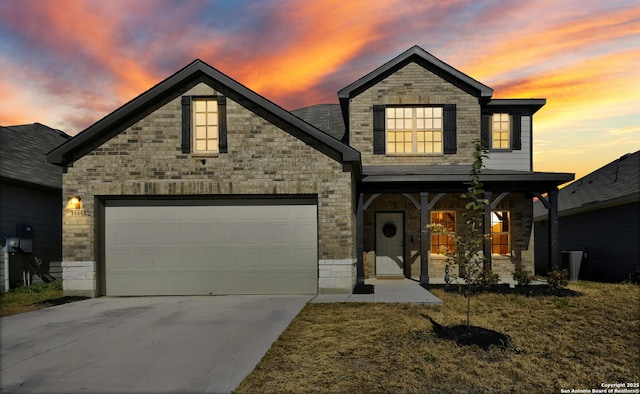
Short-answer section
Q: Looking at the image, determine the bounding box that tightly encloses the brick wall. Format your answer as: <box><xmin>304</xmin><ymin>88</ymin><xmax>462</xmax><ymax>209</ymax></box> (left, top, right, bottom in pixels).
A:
<box><xmin>62</xmin><ymin>82</ymin><xmax>356</xmax><ymax>295</ymax></box>
<box><xmin>349</xmin><ymin>62</ymin><xmax>481</xmax><ymax>166</ymax></box>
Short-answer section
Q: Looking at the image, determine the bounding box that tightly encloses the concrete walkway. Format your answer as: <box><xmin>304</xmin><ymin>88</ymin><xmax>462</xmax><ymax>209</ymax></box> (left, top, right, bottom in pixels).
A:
<box><xmin>311</xmin><ymin>278</ymin><xmax>443</xmax><ymax>304</ymax></box>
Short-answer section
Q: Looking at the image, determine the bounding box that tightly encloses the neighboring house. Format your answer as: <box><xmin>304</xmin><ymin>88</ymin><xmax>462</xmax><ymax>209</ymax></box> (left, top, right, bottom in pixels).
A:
<box><xmin>46</xmin><ymin>45</ymin><xmax>573</xmax><ymax>297</ymax></box>
<box><xmin>0</xmin><ymin>123</ymin><xmax>70</xmax><ymax>291</ymax></box>
<box><xmin>534</xmin><ymin>151</ymin><xmax>640</xmax><ymax>282</ymax></box>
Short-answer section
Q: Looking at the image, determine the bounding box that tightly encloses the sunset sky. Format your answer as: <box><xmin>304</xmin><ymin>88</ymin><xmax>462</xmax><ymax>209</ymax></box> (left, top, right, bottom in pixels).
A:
<box><xmin>1</xmin><ymin>0</ymin><xmax>638</xmax><ymax>182</ymax></box>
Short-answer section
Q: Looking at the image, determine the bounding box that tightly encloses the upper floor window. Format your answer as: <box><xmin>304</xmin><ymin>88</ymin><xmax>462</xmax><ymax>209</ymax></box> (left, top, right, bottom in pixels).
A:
<box><xmin>181</xmin><ymin>95</ymin><xmax>227</xmax><ymax>154</ymax></box>
<box><xmin>386</xmin><ymin>107</ymin><xmax>443</xmax><ymax>154</ymax></box>
<box><xmin>492</xmin><ymin>113</ymin><xmax>510</xmax><ymax>150</ymax></box>
<box><xmin>491</xmin><ymin>211</ymin><xmax>510</xmax><ymax>255</ymax></box>
<box><xmin>193</xmin><ymin>99</ymin><xmax>219</xmax><ymax>153</ymax></box>
<box><xmin>430</xmin><ymin>211</ymin><xmax>456</xmax><ymax>254</ymax></box>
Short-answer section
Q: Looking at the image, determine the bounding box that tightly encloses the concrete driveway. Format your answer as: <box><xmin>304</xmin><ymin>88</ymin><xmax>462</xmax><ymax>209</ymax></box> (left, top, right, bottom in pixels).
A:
<box><xmin>0</xmin><ymin>295</ymin><xmax>312</xmax><ymax>393</ymax></box>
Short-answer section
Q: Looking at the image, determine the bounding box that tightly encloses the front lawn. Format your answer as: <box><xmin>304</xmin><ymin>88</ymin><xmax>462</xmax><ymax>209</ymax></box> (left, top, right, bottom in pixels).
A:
<box><xmin>0</xmin><ymin>283</ymin><xmax>64</xmax><ymax>317</ymax></box>
<box><xmin>235</xmin><ymin>281</ymin><xmax>640</xmax><ymax>393</ymax></box>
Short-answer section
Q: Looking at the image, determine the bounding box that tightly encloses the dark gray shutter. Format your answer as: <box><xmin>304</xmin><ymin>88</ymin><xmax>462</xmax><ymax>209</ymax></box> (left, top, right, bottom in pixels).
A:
<box><xmin>443</xmin><ymin>104</ymin><xmax>456</xmax><ymax>154</ymax></box>
<box><xmin>512</xmin><ymin>113</ymin><xmax>521</xmax><ymax>150</ymax></box>
<box><xmin>181</xmin><ymin>96</ymin><xmax>192</xmax><ymax>153</ymax></box>
<box><xmin>481</xmin><ymin>114</ymin><xmax>491</xmax><ymax>150</ymax></box>
<box><xmin>373</xmin><ymin>105</ymin><xmax>385</xmax><ymax>154</ymax></box>
<box><xmin>218</xmin><ymin>96</ymin><xmax>227</xmax><ymax>153</ymax></box>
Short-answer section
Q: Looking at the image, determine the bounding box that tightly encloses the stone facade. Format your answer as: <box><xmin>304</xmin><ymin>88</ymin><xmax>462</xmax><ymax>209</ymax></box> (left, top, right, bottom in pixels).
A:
<box><xmin>62</xmin><ymin>83</ymin><xmax>356</xmax><ymax>295</ymax></box>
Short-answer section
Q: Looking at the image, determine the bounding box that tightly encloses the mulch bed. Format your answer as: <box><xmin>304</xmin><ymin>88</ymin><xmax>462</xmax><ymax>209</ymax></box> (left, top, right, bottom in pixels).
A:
<box><xmin>423</xmin><ymin>313</ymin><xmax>513</xmax><ymax>350</ymax></box>
<box><xmin>422</xmin><ymin>283</ymin><xmax>582</xmax><ymax>297</ymax></box>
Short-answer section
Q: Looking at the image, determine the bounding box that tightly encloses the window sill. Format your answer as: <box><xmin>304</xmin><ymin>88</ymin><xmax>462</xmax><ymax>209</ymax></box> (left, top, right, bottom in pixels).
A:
<box><xmin>385</xmin><ymin>153</ymin><xmax>444</xmax><ymax>157</ymax></box>
<box><xmin>190</xmin><ymin>152</ymin><xmax>220</xmax><ymax>158</ymax></box>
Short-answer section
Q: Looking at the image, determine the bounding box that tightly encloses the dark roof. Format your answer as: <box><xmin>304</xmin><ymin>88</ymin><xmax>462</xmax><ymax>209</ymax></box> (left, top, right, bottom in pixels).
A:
<box><xmin>485</xmin><ymin>99</ymin><xmax>547</xmax><ymax>115</ymax></box>
<box><xmin>47</xmin><ymin>59</ymin><xmax>360</xmax><ymax>167</ymax></box>
<box><xmin>362</xmin><ymin>165</ymin><xmax>574</xmax><ymax>193</ymax></box>
<box><xmin>534</xmin><ymin>151</ymin><xmax>640</xmax><ymax>219</ymax></box>
<box><xmin>338</xmin><ymin>45</ymin><xmax>494</xmax><ymax>102</ymax></box>
<box><xmin>291</xmin><ymin>104</ymin><xmax>346</xmax><ymax>142</ymax></box>
<box><xmin>0</xmin><ymin>123</ymin><xmax>70</xmax><ymax>189</ymax></box>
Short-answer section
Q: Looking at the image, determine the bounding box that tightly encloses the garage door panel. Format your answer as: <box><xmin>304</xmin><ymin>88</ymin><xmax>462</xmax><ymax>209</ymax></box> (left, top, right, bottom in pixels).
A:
<box><xmin>107</xmin><ymin>268</ymin><xmax>317</xmax><ymax>296</ymax></box>
<box><xmin>104</xmin><ymin>200</ymin><xmax>317</xmax><ymax>296</ymax></box>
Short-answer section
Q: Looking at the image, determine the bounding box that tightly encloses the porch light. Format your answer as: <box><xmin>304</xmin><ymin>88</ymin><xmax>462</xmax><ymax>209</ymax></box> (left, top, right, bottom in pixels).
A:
<box><xmin>68</xmin><ymin>196</ymin><xmax>82</xmax><ymax>210</ymax></box>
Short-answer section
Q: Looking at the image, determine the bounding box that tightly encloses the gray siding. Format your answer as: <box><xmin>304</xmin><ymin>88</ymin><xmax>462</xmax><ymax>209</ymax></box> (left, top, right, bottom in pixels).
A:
<box><xmin>0</xmin><ymin>182</ymin><xmax>63</xmax><ymax>290</ymax></box>
<box><xmin>535</xmin><ymin>202</ymin><xmax>640</xmax><ymax>281</ymax></box>
<box><xmin>484</xmin><ymin>116</ymin><xmax>531</xmax><ymax>171</ymax></box>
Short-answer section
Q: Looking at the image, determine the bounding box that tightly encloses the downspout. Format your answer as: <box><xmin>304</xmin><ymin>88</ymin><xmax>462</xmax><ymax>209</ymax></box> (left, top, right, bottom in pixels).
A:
<box><xmin>3</xmin><ymin>246</ymin><xmax>9</xmax><ymax>291</ymax></box>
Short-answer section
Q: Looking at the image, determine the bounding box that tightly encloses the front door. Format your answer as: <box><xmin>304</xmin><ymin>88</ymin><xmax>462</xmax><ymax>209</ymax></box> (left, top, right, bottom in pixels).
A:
<box><xmin>375</xmin><ymin>212</ymin><xmax>404</xmax><ymax>277</ymax></box>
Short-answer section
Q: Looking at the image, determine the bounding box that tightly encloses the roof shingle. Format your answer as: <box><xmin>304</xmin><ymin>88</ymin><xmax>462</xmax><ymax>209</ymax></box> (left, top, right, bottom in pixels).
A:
<box><xmin>0</xmin><ymin>123</ymin><xmax>70</xmax><ymax>189</ymax></box>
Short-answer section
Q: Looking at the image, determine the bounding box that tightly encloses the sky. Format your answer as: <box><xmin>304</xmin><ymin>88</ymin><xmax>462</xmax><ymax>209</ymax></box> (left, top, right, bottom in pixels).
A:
<box><xmin>1</xmin><ymin>0</ymin><xmax>639</xmax><ymax>183</ymax></box>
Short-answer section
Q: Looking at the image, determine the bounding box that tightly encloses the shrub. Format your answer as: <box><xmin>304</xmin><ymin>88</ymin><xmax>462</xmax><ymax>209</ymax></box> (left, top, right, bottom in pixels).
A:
<box><xmin>478</xmin><ymin>268</ymin><xmax>500</xmax><ymax>287</ymax></box>
<box><xmin>547</xmin><ymin>269</ymin><xmax>569</xmax><ymax>289</ymax></box>
<box><xmin>512</xmin><ymin>264</ymin><xmax>533</xmax><ymax>286</ymax></box>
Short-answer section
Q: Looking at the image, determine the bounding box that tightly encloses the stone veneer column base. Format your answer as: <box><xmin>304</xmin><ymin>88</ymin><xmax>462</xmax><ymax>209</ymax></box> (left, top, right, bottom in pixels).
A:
<box><xmin>62</xmin><ymin>261</ymin><xmax>96</xmax><ymax>297</ymax></box>
<box><xmin>318</xmin><ymin>258</ymin><xmax>357</xmax><ymax>294</ymax></box>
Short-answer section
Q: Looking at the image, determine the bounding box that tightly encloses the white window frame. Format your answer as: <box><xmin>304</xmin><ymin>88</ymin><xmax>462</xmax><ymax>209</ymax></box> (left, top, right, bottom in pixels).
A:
<box><xmin>386</xmin><ymin>106</ymin><xmax>443</xmax><ymax>155</ymax></box>
<box><xmin>192</xmin><ymin>98</ymin><xmax>219</xmax><ymax>154</ymax></box>
<box><xmin>491</xmin><ymin>113</ymin><xmax>510</xmax><ymax>150</ymax></box>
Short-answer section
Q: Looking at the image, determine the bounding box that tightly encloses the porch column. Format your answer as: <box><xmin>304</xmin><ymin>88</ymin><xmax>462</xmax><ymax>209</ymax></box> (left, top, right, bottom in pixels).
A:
<box><xmin>548</xmin><ymin>189</ymin><xmax>561</xmax><ymax>271</ymax></box>
<box><xmin>420</xmin><ymin>192</ymin><xmax>429</xmax><ymax>284</ymax></box>
<box><xmin>356</xmin><ymin>193</ymin><xmax>365</xmax><ymax>285</ymax></box>
<box><xmin>483</xmin><ymin>191</ymin><xmax>492</xmax><ymax>270</ymax></box>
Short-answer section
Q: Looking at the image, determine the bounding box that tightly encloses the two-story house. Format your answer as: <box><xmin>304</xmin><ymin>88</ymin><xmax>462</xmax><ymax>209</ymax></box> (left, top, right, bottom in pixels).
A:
<box><xmin>47</xmin><ymin>46</ymin><xmax>573</xmax><ymax>297</ymax></box>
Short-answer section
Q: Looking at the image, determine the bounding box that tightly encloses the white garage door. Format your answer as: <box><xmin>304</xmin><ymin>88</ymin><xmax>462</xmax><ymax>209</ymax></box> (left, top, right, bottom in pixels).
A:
<box><xmin>104</xmin><ymin>199</ymin><xmax>317</xmax><ymax>296</ymax></box>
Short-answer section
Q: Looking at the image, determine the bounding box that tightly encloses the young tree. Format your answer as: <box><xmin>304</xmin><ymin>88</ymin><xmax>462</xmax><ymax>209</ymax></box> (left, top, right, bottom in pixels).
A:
<box><xmin>428</xmin><ymin>141</ymin><xmax>491</xmax><ymax>331</ymax></box>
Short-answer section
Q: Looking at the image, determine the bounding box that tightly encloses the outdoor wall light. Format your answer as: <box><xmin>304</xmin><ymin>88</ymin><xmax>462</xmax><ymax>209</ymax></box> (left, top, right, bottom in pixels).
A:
<box><xmin>68</xmin><ymin>196</ymin><xmax>83</xmax><ymax>210</ymax></box>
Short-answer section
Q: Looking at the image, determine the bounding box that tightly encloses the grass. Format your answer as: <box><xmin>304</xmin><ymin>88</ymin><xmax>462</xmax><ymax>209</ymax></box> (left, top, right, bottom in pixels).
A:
<box><xmin>0</xmin><ymin>283</ymin><xmax>64</xmax><ymax>317</ymax></box>
<box><xmin>235</xmin><ymin>281</ymin><xmax>640</xmax><ymax>393</ymax></box>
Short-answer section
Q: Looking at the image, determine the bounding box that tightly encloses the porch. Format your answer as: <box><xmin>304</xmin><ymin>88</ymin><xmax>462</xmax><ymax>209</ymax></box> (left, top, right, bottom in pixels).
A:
<box><xmin>355</xmin><ymin>166</ymin><xmax>574</xmax><ymax>286</ymax></box>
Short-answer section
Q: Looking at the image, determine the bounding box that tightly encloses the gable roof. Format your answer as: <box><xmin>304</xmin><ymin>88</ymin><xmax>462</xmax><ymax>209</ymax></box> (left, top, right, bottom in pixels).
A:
<box><xmin>534</xmin><ymin>151</ymin><xmax>640</xmax><ymax>219</ymax></box>
<box><xmin>291</xmin><ymin>104</ymin><xmax>346</xmax><ymax>142</ymax></box>
<box><xmin>338</xmin><ymin>45</ymin><xmax>494</xmax><ymax>102</ymax></box>
<box><xmin>0</xmin><ymin>123</ymin><xmax>70</xmax><ymax>189</ymax></box>
<box><xmin>336</xmin><ymin>45</ymin><xmax>495</xmax><ymax>133</ymax></box>
<box><xmin>47</xmin><ymin>59</ymin><xmax>360</xmax><ymax>168</ymax></box>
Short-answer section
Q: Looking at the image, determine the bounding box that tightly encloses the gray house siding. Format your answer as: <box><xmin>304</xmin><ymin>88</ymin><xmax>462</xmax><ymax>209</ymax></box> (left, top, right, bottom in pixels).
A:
<box><xmin>484</xmin><ymin>116</ymin><xmax>531</xmax><ymax>171</ymax></box>
<box><xmin>0</xmin><ymin>182</ymin><xmax>63</xmax><ymax>289</ymax></box>
<box><xmin>535</xmin><ymin>202</ymin><xmax>640</xmax><ymax>281</ymax></box>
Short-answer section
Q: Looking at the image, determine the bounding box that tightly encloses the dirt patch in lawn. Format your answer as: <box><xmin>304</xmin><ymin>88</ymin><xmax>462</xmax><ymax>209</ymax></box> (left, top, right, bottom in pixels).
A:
<box><xmin>235</xmin><ymin>281</ymin><xmax>640</xmax><ymax>393</ymax></box>
<box><xmin>33</xmin><ymin>296</ymin><xmax>90</xmax><ymax>307</ymax></box>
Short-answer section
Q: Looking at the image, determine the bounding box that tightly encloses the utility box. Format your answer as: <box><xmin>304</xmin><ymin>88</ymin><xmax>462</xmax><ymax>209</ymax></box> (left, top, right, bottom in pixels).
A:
<box><xmin>562</xmin><ymin>251</ymin><xmax>583</xmax><ymax>281</ymax></box>
<box><xmin>2</xmin><ymin>236</ymin><xmax>32</xmax><ymax>254</ymax></box>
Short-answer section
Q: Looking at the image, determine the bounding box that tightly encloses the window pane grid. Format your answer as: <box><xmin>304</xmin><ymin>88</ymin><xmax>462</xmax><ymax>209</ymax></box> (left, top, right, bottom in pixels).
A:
<box><xmin>430</xmin><ymin>211</ymin><xmax>456</xmax><ymax>254</ymax></box>
<box><xmin>492</xmin><ymin>113</ymin><xmax>510</xmax><ymax>150</ymax></box>
<box><xmin>491</xmin><ymin>211</ymin><xmax>510</xmax><ymax>255</ymax></box>
<box><xmin>386</xmin><ymin>107</ymin><xmax>443</xmax><ymax>154</ymax></box>
<box><xmin>193</xmin><ymin>99</ymin><xmax>219</xmax><ymax>153</ymax></box>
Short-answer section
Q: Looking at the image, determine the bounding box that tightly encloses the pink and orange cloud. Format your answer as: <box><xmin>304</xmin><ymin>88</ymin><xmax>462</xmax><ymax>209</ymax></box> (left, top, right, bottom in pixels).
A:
<box><xmin>0</xmin><ymin>0</ymin><xmax>638</xmax><ymax>181</ymax></box>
